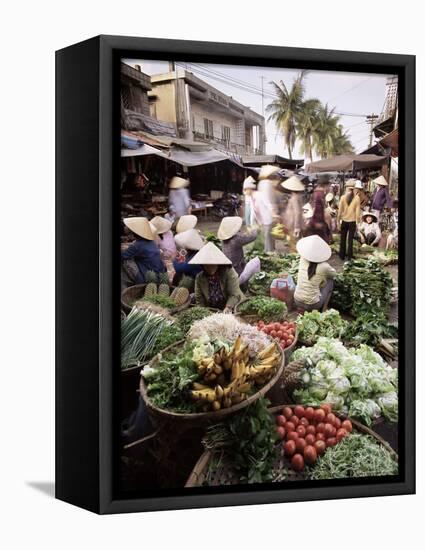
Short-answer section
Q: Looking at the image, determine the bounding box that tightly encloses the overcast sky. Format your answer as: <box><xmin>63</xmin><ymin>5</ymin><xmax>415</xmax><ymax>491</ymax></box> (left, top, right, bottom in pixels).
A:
<box><xmin>123</xmin><ymin>58</ymin><xmax>395</xmax><ymax>158</ymax></box>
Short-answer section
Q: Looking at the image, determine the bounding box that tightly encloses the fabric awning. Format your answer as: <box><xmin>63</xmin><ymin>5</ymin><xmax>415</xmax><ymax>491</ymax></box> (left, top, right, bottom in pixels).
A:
<box><xmin>304</xmin><ymin>154</ymin><xmax>389</xmax><ymax>173</ymax></box>
<box><xmin>167</xmin><ymin>148</ymin><xmax>230</xmax><ymax>167</ymax></box>
<box><xmin>242</xmin><ymin>154</ymin><xmax>304</xmax><ymax>168</ymax></box>
<box><xmin>121</xmin><ymin>144</ymin><xmax>168</xmax><ymax>159</ymax></box>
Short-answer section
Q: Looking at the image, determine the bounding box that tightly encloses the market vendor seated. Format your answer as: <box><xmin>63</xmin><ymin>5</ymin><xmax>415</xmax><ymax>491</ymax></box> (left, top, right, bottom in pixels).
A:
<box><xmin>121</xmin><ymin>217</ymin><xmax>166</xmax><ymax>284</ymax></box>
<box><xmin>172</xmin><ymin>228</ymin><xmax>204</xmax><ymax>285</ymax></box>
<box><xmin>176</xmin><ymin>214</ymin><xmax>198</xmax><ymax>234</ymax></box>
<box><xmin>150</xmin><ymin>215</ymin><xmax>177</xmax><ymax>260</ymax></box>
<box><xmin>294</xmin><ymin>235</ymin><xmax>337</xmax><ymax>312</ymax></box>
<box><xmin>218</xmin><ymin>216</ymin><xmax>257</xmax><ymax>276</ymax></box>
<box><xmin>188</xmin><ymin>242</ymin><xmax>244</xmax><ymax>312</ymax></box>
<box><xmin>358</xmin><ymin>212</ymin><xmax>381</xmax><ymax>247</ymax></box>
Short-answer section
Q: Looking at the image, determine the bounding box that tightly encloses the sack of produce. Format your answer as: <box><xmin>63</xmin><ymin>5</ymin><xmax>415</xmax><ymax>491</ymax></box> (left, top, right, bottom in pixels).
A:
<box><xmin>270</xmin><ymin>274</ymin><xmax>296</xmax><ymax>309</ymax></box>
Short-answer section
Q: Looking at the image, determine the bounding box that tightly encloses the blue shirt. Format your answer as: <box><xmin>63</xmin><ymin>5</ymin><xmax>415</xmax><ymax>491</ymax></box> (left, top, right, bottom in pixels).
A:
<box><xmin>173</xmin><ymin>251</ymin><xmax>202</xmax><ymax>280</ymax></box>
<box><xmin>121</xmin><ymin>239</ymin><xmax>166</xmax><ymax>283</ymax></box>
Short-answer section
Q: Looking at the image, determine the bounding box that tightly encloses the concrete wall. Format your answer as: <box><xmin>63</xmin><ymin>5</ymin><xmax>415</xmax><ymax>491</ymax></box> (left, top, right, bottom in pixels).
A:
<box><xmin>191</xmin><ymin>100</ymin><xmax>244</xmax><ymax>145</ymax></box>
<box><xmin>151</xmin><ymin>82</ymin><xmax>176</xmax><ymax>123</ymax></box>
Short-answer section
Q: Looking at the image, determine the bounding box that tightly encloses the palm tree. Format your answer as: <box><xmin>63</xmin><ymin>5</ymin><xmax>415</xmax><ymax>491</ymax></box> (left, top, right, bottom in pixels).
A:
<box><xmin>266</xmin><ymin>71</ymin><xmax>308</xmax><ymax>159</ymax></box>
<box><xmin>296</xmin><ymin>98</ymin><xmax>322</xmax><ymax>162</ymax></box>
<box><xmin>312</xmin><ymin>104</ymin><xmax>341</xmax><ymax>158</ymax></box>
<box><xmin>333</xmin><ymin>125</ymin><xmax>355</xmax><ymax>155</ymax></box>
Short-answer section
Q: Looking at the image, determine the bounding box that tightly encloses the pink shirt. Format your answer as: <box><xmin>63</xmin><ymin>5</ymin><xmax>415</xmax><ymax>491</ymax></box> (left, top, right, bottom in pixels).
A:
<box><xmin>158</xmin><ymin>230</ymin><xmax>177</xmax><ymax>260</ymax></box>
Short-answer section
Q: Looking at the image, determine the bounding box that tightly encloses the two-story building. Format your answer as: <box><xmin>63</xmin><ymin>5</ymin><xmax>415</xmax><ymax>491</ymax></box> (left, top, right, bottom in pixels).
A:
<box><xmin>148</xmin><ymin>69</ymin><xmax>265</xmax><ymax>156</ymax></box>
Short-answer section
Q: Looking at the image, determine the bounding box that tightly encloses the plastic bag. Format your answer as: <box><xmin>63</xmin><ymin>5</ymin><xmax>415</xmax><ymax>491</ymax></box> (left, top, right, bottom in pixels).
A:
<box><xmin>239</xmin><ymin>256</ymin><xmax>261</xmax><ymax>285</ymax></box>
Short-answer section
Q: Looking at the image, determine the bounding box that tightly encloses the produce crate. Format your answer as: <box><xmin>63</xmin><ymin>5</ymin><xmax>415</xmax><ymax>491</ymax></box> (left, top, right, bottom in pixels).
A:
<box><xmin>139</xmin><ymin>341</ymin><xmax>285</xmax><ymax>427</ymax></box>
<box><xmin>185</xmin><ymin>405</ymin><xmax>398</xmax><ymax>487</ymax></box>
<box><xmin>121</xmin><ymin>283</ymin><xmax>190</xmax><ymax>314</ymax></box>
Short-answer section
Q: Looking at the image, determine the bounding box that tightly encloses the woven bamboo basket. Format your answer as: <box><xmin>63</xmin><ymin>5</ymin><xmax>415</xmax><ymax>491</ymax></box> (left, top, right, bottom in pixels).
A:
<box><xmin>185</xmin><ymin>404</ymin><xmax>398</xmax><ymax>487</ymax></box>
<box><xmin>121</xmin><ymin>283</ymin><xmax>190</xmax><ymax>314</ymax></box>
<box><xmin>139</xmin><ymin>340</ymin><xmax>285</xmax><ymax>427</ymax></box>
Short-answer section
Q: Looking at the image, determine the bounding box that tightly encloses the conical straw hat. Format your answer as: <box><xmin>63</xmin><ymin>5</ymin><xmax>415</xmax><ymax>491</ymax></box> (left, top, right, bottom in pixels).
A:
<box><xmin>372</xmin><ymin>175</ymin><xmax>388</xmax><ymax>187</ymax></box>
<box><xmin>188</xmin><ymin>242</ymin><xmax>232</xmax><ymax>265</ymax></box>
<box><xmin>150</xmin><ymin>216</ymin><xmax>172</xmax><ymax>235</ymax></box>
<box><xmin>345</xmin><ymin>179</ymin><xmax>356</xmax><ymax>188</ymax></box>
<box><xmin>362</xmin><ymin>211</ymin><xmax>378</xmax><ymax>222</ymax></box>
<box><xmin>123</xmin><ymin>217</ymin><xmax>155</xmax><ymax>240</ymax></box>
<box><xmin>354</xmin><ymin>180</ymin><xmax>363</xmax><ymax>189</ymax></box>
<box><xmin>281</xmin><ymin>175</ymin><xmax>305</xmax><ymax>192</ymax></box>
<box><xmin>258</xmin><ymin>164</ymin><xmax>280</xmax><ymax>180</ymax></box>
<box><xmin>174</xmin><ymin>229</ymin><xmax>204</xmax><ymax>251</ymax></box>
<box><xmin>243</xmin><ymin>176</ymin><xmax>256</xmax><ymax>190</ymax></box>
<box><xmin>217</xmin><ymin>216</ymin><xmax>243</xmax><ymax>240</ymax></box>
<box><xmin>296</xmin><ymin>235</ymin><xmax>332</xmax><ymax>263</ymax></box>
<box><xmin>176</xmin><ymin>214</ymin><xmax>198</xmax><ymax>233</ymax></box>
<box><xmin>169</xmin><ymin>176</ymin><xmax>189</xmax><ymax>189</ymax></box>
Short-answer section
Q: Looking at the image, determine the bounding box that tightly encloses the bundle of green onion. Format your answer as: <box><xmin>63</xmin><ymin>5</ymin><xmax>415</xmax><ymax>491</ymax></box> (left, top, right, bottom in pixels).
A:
<box><xmin>121</xmin><ymin>307</ymin><xmax>171</xmax><ymax>369</ymax></box>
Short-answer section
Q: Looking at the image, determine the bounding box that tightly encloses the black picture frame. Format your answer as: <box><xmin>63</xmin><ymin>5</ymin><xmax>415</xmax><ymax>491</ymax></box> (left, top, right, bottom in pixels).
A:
<box><xmin>56</xmin><ymin>35</ymin><xmax>415</xmax><ymax>514</ymax></box>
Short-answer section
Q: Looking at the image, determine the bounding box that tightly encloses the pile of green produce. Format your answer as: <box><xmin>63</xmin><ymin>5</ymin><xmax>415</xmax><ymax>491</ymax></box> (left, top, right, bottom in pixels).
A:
<box><xmin>344</xmin><ymin>312</ymin><xmax>398</xmax><ymax>349</ymax></box>
<box><xmin>204</xmin><ymin>232</ymin><xmax>221</xmax><ymax>249</ymax></box>
<box><xmin>297</xmin><ymin>309</ymin><xmax>348</xmax><ymax>345</ymax></box>
<box><xmin>141</xmin><ymin>294</ymin><xmax>178</xmax><ymax>309</ymax></box>
<box><xmin>203</xmin><ymin>398</ymin><xmax>278</xmax><ymax>483</ymax></box>
<box><xmin>121</xmin><ymin>308</ymin><xmax>171</xmax><ymax>369</ymax></box>
<box><xmin>308</xmin><ymin>433</ymin><xmax>398</xmax><ymax>479</ymax></box>
<box><xmin>248</xmin><ymin>270</ymin><xmax>281</xmax><ymax>295</ymax></box>
<box><xmin>291</xmin><ymin>337</ymin><xmax>398</xmax><ymax>426</ymax></box>
<box><xmin>238</xmin><ymin>296</ymin><xmax>288</xmax><ymax>322</ymax></box>
<box><xmin>176</xmin><ymin>306</ymin><xmax>213</xmax><ymax>335</ymax></box>
<box><xmin>331</xmin><ymin>258</ymin><xmax>393</xmax><ymax>317</ymax></box>
<box><xmin>373</xmin><ymin>249</ymin><xmax>398</xmax><ymax>266</ymax></box>
<box><xmin>143</xmin><ymin>342</ymin><xmax>199</xmax><ymax>412</ymax></box>
<box><xmin>149</xmin><ymin>324</ymin><xmax>185</xmax><ymax>357</ymax></box>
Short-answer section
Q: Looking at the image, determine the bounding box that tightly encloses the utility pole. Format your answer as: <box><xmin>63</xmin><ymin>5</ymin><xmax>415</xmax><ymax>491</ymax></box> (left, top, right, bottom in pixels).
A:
<box><xmin>261</xmin><ymin>76</ymin><xmax>264</xmax><ymax>118</ymax></box>
<box><xmin>366</xmin><ymin>113</ymin><xmax>379</xmax><ymax>147</ymax></box>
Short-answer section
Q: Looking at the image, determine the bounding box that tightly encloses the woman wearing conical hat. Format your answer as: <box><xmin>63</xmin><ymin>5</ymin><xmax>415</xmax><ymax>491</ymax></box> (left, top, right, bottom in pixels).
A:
<box><xmin>150</xmin><ymin>216</ymin><xmax>177</xmax><ymax>261</ymax></box>
<box><xmin>370</xmin><ymin>175</ymin><xmax>393</xmax><ymax>218</ymax></box>
<box><xmin>280</xmin><ymin>175</ymin><xmax>305</xmax><ymax>242</ymax></box>
<box><xmin>189</xmin><ymin>243</ymin><xmax>244</xmax><ymax>311</ymax></box>
<box><xmin>218</xmin><ymin>216</ymin><xmax>257</xmax><ymax>276</ymax></box>
<box><xmin>242</xmin><ymin>175</ymin><xmax>257</xmax><ymax>227</ymax></box>
<box><xmin>293</xmin><ymin>235</ymin><xmax>337</xmax><ymax>312</ymax></box>
<box><xmin>121</xmin><ymin>217</ymin><xmax>166</xmax><ymax>284</ymax></box>
<box><xmin>168</xmin><ymin>176</ymin><xmax>191</xmax><ymax>218</ymax></box>
<box><xmin>172</xmin><ymin>229</ymin><xmax>205</xmax><ymax>285</ymax></box>
<box><xmin>358</xmin><ymin>212</ymin><xmax>381</xmax><ymax>247</ymax></box>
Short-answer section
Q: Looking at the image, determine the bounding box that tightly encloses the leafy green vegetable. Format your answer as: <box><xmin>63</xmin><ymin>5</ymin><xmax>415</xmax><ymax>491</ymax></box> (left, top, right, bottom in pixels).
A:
<box><xmin>176</xmin><ymin>306</ymin><xmax>213</xmax><ymax>334</ymax></box>
<box><xmin>143</xmin><ymin>342</ymin><xmax>199</xmax><ymax>412</ymax></box>
<box><xmin>203</xmin><ymin>398</ymin><xmax>277</xmax><ymax>483</ymax></box>
<box><xmin>239</xmin><ymin>296</ymin><xmax>288</xmax><ymax>322</ymax></box>
<box><xmin>331</xmin><ymin>258</ymin><xmax>393</xmax><ymax>317</ymax></box>
<box><xmin>292</xmin><ymin>337</ymin><xmax>398</xmax><ymax>425</ymax></box>
<box><xmin>204</xmin><ymin>232</ymin><xmax>221</xmax><ymax>249</ymax></box>
<box><xmin>121</xmin><ymin>308</ymin><xmax>169</xmax><ymax>369</ymax></box>
<box><xmin>149</xmin><ymin>324</ymin><xmax>184</xmax><ymax>357</ymax></box>
<box><xmin>297</xmin><ymin>309</ymin><xmax>348</xmax><ymax>344</ymax></box>
<box><xmin>142</xmin><ymin>294</ymin><xmax>177</xmax><ymax>309</ymax></box>
<box><xmin>308</xmin><ymin>433</ymin><xmax>398</xmax><ymax>479</ymax></box>
<box><xmin>344</xmin><ymin>312</ymin><xmax>398</xmax><ymax>348</ymax></box>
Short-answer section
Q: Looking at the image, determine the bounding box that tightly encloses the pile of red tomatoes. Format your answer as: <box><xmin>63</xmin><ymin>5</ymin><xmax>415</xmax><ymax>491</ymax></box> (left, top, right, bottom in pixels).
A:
<box><xmin>275</xmin><ymin>404</ymin><xmax>353</xmax><ymax>472</ymax></box>
<box><xmin>257</xmin><ymin>320</ymin><xmax>296</xmax><ymax>350</ymax></box>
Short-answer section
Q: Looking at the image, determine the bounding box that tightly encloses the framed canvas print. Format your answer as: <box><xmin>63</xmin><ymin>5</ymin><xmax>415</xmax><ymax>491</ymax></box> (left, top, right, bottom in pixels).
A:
<box><xmin>56</xmin><ymin>35</ymin><xmax>415</xmax><ymax>514</ymax></box>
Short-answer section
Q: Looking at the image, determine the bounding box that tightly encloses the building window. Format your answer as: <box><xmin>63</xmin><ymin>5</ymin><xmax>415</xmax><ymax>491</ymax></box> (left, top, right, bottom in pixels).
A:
<box><xmin>221</xmin><ymin>125</ymin><xmax>231</xmax><ymax>145</ymax></box>
<box><xmin>204</xmin><ymin>118</ymin><xmax>214</xmax><ymax>139</ymax></box>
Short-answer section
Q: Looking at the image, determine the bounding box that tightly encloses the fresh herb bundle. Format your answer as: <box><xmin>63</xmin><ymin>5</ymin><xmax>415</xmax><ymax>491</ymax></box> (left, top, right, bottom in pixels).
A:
<box><xmin>239</xmin><ymin>296</ymin><xmax>288</xmax><ymax>322</ymax></box>
<box><xmin>142</xmin><ymin>294</ymin><xmax>177</xmax><ymax>309</ymax></box>
<box><xmin>143</xmin><ymin>342</ymin><xmax>199</xmax><ymax>412</ymax></box>
<box><xmin>331</xmin><ymin>258</ymin><xmax>393</xmax><ymax>317</ymax></box>
<box><xmin>308</xmin><ymin>433</ymin><xmax>398</xmax><ymax>479</ymax></box>
<box><xmin>176</xmin><ymin>306</ymin><xmax>213</xmax><ymax>334</ymax></box>
<box><xmin>203</xmin><ymin>398</ymin><xmax>278</xmax><ymax>484</ymax></box>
